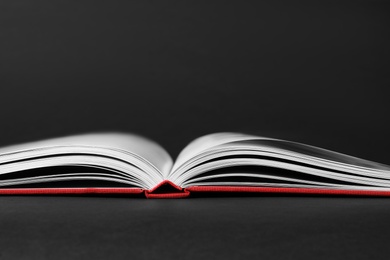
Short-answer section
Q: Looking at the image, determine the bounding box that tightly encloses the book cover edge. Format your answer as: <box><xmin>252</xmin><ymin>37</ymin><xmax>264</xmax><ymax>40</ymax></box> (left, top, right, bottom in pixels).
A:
<box><xmin>185</xmin><ymin>186</ymin><xmax>390</xmax><ymax>196</ymax></box>
<box><xmin>1</xmin><ymin>185</ymin><xmax>390</xmax><ymax>197</ymax></box>
<box><xmin>0</xmin><ymin>187</ymin><xmax>144</xmax><ymax>195</ymax></box>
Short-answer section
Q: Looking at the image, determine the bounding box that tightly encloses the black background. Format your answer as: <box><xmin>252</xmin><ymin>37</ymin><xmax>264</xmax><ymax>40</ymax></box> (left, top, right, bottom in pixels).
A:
<box><xmin>1</xmin><ymin>0</ymin><xmax>390</xmax><ymax>259</ymax></box>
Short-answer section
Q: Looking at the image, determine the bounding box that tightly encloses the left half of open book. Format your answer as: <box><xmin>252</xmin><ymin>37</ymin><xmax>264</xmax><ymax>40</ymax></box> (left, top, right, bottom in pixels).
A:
<box><xmin>0</xmin><ymin>133</ymin><xmax>179</xmax><ymax>197</ymax></box>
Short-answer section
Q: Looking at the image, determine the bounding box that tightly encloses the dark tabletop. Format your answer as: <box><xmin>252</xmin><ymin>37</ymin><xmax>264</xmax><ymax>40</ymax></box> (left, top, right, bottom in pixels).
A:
<box><xmin>2</xmin><ymin>195</ymin><xmax>390</xmax><ymax>259</ymax></box>
<box><xmin>1</xmin><ymin>0</ymin><xmax>390</xmax><ymax>259</ymax></box>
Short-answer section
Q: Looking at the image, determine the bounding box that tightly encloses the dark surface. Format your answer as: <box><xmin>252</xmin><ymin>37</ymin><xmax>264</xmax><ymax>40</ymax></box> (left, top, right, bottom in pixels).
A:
<box><xmin>2</xmin><ymin>195</ymin><xmax>390</xmax><ymax>260</ymax></box>
<box><xmin>1</xmin><ymin>0</ymin><xmax>390</xmax><ymax>259</ymax></box>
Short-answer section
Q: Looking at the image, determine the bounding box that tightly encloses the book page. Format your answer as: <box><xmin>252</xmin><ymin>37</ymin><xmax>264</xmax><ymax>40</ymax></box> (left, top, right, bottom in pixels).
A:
<box><xmin>0</xmin><ymin>133</ymin><xmax>173</xmax><ymax>179</ymax></box>
<box><xmin>169</xmin><ymin>132</ymin><xmax>390</xmax><ymax>189</ymax></box>
<box><xmin>170</xmin><ymin>133</ymin><xmax>268</xmax><ymax>174</ymax></box>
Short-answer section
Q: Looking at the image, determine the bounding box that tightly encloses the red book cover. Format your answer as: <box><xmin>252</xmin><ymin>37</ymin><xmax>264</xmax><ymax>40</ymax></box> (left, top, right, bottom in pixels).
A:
<box><xmin>2</xmin><ymin>184</ymin><xmax>390</xmax><ymax>198</ymax></box>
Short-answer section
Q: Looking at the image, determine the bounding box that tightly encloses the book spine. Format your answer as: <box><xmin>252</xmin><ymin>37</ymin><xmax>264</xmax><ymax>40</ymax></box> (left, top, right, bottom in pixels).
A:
<box><xmin>144</xmin><ymin>180</ymin><xmax>190</xmax><ymax>198</ymax></box>
<box><xmin>144</xmin><ymin>191</ymin><xmax>190</xmax><ymax>199</ymax></box>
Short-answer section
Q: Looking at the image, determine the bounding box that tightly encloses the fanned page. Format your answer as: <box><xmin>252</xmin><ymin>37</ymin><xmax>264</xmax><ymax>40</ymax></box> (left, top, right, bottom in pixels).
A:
<box><xmin>167</xmin><ymin>133</ymin><xmax>390</xmax><ymax>196</ymax></box>
<box><xmin>0</xmin><ymin>133</ymin><xmax>173</xmax><ymax>194</ymax></box>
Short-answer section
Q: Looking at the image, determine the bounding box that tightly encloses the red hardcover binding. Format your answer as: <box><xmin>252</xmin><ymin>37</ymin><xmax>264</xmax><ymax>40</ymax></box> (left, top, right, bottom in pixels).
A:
<box><xmin>2</xmin><ymin>185</ymin><xmax>390</xmax><ymax>197</ymax></box>
<box><xmin>0</xmin><ymin>187</ymin><xmax>144</xmax><ymax>195</ymax></box>
<box><xmin>185</xmin><ymin>186</ymin><xmax>390</xmax><ymax>196</ymax></box>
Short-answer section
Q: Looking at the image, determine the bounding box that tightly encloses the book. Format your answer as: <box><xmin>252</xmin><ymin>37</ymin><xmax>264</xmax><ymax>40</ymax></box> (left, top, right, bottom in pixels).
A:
<box><xmin>0</xmin><ymin>132</ymin><xmax>390</xmax><ymax>198</ymax></box>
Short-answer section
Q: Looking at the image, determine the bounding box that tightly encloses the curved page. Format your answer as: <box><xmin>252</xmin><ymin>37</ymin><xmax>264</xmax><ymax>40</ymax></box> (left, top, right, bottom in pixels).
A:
<box><xmin>170</xmin><ymin>133</ymin><xmax>390</xmax><ymax>190</ymax></box>
<box><xmin>0</xmin><ymin>133</ymin><xmax>173</xmax><ymax>188</ymax></box>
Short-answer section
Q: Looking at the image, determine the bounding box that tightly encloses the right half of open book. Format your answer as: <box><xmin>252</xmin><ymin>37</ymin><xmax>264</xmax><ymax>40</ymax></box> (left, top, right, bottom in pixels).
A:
<box><xmin>160</xmin><ymin>133</ymin><xmax>390</xmax><ymax>198</ymax></box>
<box><xmin>0</xmin><ymin>132</ymin><xmax>390</xmax><ymax>198</ymax></box>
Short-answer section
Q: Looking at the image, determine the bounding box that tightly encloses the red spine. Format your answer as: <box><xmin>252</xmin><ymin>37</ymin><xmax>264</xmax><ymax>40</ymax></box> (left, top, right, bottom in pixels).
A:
<box><xmin>145</xmin><ymin>180</ymin><xmax>190</xmax><ymax>198</ymax></box>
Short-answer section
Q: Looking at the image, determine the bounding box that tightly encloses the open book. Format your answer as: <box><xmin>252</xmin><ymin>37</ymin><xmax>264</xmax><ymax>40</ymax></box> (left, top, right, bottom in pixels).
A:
<box><xmin>0</xmin><ymin>132</ymin><xmax>390</xmax><ymax>198</ymax></box>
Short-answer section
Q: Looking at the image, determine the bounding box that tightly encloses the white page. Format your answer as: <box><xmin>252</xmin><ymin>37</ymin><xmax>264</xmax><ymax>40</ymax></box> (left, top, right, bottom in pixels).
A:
<box><xmin>0</xmin><ymin>133</ymin><xmax>173</xmax><ymax>178</ymax></box>
<box><xmin>169</xmin><ymin>132</ymin><xmax>390</xmax><ymax>188</ymax></box>
<box><xmin>170</xmin><ymin>133</ymin><xmax>269</xmax><ymax>174</ymax></box>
